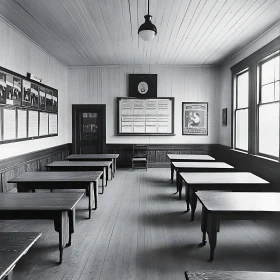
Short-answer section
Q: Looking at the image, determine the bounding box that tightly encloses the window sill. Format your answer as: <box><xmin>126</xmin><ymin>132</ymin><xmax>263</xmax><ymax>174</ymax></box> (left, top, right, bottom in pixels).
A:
<box><xmin>230</xmin><ymin>149</ymin><xmax>248</xmax><ymax>155</ymax></box>
<box><xmin>251</xmin><ymin>154</ymin><xmax>279</xmax><ymax>163</ymax></box>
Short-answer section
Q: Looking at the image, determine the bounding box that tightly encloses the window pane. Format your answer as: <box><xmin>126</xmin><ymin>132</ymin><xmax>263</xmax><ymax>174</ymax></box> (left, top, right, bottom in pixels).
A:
<box><xmin>275</xmin><ymin>56</ymin><xmax>279</xmax><ymax>81</ymax></box>
<box><xmin>237</xmin><ymin>72</ymin><xmax>248</xmax><ymax>108</ymax></box>
<box><xmin>261</xmin><ymin>59</ymin><xmax>274</xmax><ymax>85</ymax></box>
<box><xmin>261</xmin><ymin>83</ymin><xmax>274</xmax><ymax>103</ymax></box>
<box><xmin>235</xmin><ymin>109</ymin><xmax>248</xmax><ymax>151</ymax></box>
<box><xmin>275</xmin><ymin>81</ymin><xmax>279</xmax><ymax>101</ymax></box>
<box><xmin>259</xmin><ymin>103</ymin><xmax>279</xmax><ymax>157</ymax></box>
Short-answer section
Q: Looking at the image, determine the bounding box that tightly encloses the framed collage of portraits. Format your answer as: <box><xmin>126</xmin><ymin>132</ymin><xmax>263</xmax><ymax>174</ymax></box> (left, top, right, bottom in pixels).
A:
<box><xmin>0</xmin><ymin>65</ymin><xmax>58</xmax><ymax>144</ymax></box>
<box><xmin>182</xmin><ymin>102</ymin><xmax>208</xmax><ymax>135</ymax></box>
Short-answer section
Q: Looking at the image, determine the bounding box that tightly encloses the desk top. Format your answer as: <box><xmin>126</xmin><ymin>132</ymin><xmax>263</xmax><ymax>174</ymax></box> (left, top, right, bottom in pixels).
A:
<box><xmin>181</xmin><ymin>172</ymin><xmax>269</xmax><ymax>185</ymax></box>
<box><xmin>66</xmin><ymin>154</ymin><xmax>119</xmax><ymax>160</ymax></box>
<box><xmin>185</xmin><ymin>270</ymin><xmax>280</xmax><ymax>280</ymax></box>
<box><xmin>167</xmin><ymin>154</ymin><xmax>215</xmax><ymax>161</ymax></box>
<box><xmin>0</xmin><ymin>232</ymin><xmax>41</xmax><ymax>280</ymax></box>
<box><xmin>46</xmin><ymin>161</ymin><xmax>112</xmax><ymax>167</ymax></box>
<box><xmin>196</xmin><ymin>191</ymin><xmax>280</xmax><ymax>212</ymax></box>
<box><xmin>8</xmin><ymin>171</ymin><xmax>102</xmax><ymax>183</ymax></box>
<box><xmin>173</xmin><ymin>162</ymin><xmax>234</xmax><ymax>169</ymax></box>
<box><xmin>0</xmin><ymin>193</ymin><xmax>83</xmax><ymax>211</ymax></box>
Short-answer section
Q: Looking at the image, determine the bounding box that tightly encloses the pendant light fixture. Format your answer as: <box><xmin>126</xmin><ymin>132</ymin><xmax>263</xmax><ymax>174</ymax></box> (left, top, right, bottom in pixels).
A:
<box><xmin>138</xmin><ymin>0</ymin><xmax>157</xmax><ymax>41</ymax></box>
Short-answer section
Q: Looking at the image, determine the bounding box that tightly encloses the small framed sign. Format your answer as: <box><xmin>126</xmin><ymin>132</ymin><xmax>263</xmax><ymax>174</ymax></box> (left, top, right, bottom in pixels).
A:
<box><xmin>222</xmin><ymin>108</ymin><xmax>227</xmax><ymax>126</ymax></box>
<box><xmin>129</xmin><ymin>74</ymin><xmax>157</xmax><ymax>98</ymax></box>
<box><xmin>182</xmin><ymin>102</ymin><xmax>208</xmax><ymax>135</ymax></box>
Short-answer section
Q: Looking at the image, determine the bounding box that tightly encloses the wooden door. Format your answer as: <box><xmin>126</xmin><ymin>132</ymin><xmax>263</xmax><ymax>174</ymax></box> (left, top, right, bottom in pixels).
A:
<box><xmin>72</xmin><ymin>105</ymin><xmax>106</xmax><ymax>154</ymax></box>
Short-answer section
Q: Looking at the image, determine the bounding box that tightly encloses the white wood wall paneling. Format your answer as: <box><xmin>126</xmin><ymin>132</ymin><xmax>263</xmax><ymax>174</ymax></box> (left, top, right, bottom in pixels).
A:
<box><xmin>199</xmin><ymin>0</ymin><xmax>278</xmax><ymax>64</ymax></box>
<box><xmin>207</xmin><ymin>0</ymin><xmax>280</xmax><ymax>64</ymax></box>
<box><xmin>67</xmin><ymin>66</ymin><xmax>219</xmax><ymax>144</ymax></box>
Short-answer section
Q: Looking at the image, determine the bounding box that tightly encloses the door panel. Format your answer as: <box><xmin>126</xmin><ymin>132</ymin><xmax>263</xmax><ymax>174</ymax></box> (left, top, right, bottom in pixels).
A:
<box><xmin>72</xmin><ymin>105</ymin><xmax>106</xmax><ymax>154</ymax></box>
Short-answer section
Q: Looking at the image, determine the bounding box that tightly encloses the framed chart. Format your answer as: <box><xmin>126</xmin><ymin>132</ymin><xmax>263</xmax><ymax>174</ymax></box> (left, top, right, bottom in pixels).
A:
<box><xmin>117</xmin><ymin>97</ymin><xmax>175</xmax><ymax>136</ymax></box>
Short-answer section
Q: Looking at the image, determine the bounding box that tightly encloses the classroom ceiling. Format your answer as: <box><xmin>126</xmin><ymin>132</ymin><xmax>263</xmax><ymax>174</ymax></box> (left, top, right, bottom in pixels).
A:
<box><xmin>0</xmin><ymin>0</ymin><xmax>280</xmax><ymax>67</ymax></box>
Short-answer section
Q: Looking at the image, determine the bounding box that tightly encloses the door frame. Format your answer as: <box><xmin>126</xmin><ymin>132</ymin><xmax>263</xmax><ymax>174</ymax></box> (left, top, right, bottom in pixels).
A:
<box><xmin>72</xmin><ymin>104</ymin><xmax>106</xmax><ymax>154</ymax></box>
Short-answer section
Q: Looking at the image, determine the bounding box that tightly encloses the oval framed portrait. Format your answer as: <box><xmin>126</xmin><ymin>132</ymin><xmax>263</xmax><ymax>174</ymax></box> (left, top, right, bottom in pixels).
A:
<box><xmin>138</xmin><ymin>81</ymin><xmax>148</xmax><ymax>94</ymax></box>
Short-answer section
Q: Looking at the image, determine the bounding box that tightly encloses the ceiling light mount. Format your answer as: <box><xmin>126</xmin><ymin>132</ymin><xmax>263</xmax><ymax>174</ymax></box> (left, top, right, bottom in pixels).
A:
<box><xmin>138</xmin><ymin>0</ymin><xmax>157</xmax><ymax>41</ymax></box>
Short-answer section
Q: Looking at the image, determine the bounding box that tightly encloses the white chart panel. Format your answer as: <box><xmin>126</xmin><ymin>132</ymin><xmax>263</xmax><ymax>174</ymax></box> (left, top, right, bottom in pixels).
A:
<box><xmin>3</xmin><ymin>108</ymin><xmax>16</xmax><ymax>140</ymax></box>
<box><xmin>28</xmin><ymin>110</ymin><xmax>39</xmax><ymax>137</ymax></box>
<box><xmin>39</xmin><ymin>112</ymin><xmax>49</xmax><ymax>136</ymax></box>
<box><xmin>17</xmin><ymin>109</ymin><xmax>27</xmax><ymax>138</ymax></box>
<box><xmin>119</xmin><ymin>98</ymin><xmax>173</xmax><ymax>134</ymax></box>
<box><xmin>49</xmin><ymin>113</ymin><xmax>58</xmax><ymax>134</ymax></box>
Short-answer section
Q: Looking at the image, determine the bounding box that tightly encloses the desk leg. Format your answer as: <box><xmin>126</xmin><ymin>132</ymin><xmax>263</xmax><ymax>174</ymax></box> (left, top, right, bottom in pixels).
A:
<box><xmin>54</xmin><ymin>211</ymin><xmax>68</xmax><ymax>264</ymax></box>
<box><xmin>93</xmin><ymin>181</ymin><xmax>98</xmax><ymax>210</ymax></box>
<box><xmin>199</xmin><ymin>206</ymin><xmax>207</xmax><ymax>247</ymax></box>
<box><xmin>67</xmin><ymin>209</ymin><xmax>75</xmax><ymax>246</ymax></box>
<box><xmin>185</xmin><ymin>183</ymin><xmax>190</xmax><ymax>212</ymax></box>
<box><xmin>102</xmin><ymin>167</ymin><xmax>106</xmax><ymax>190</ymax></box>
<box><xmin>88</xmin><ymin>183</ymin><xmax>93</xmax><ymax>219</ymax></box>
<box><xmin>207</xmin><ymin>213</ymin><xmax>218</xmax><ymax>261</ymax></box>
<box><xmin>171</xmin><ymin>163</ymin><xmax>174</xmax><ymax>183</ymax></box>
<box><xmin>178</xmin><ymin>172</ymin><xmax>183</xmax><ymax>200</ymax></box>
<box><xmin>106</xmin><ymin>167</ymin><xmax>109</xmax><ymax>186</ymax></box>
<box><xmin>111</xmin><ymin>163</ymin><xmax>113</xmax><ymax>180</ymax></box>
<box><xmin>190</xmin><ymin>188</ymin><xmax>197</xmax><ymax>221</ymax></box>
<box><xmin>114</xmin><ymin>159</ymin><xmax>117</xmax><ymax>176</ymax></box>
<box><xmin>176</xmin><ymin>170</ymin><xmax>180</xmax><ymax>196</ymax></box>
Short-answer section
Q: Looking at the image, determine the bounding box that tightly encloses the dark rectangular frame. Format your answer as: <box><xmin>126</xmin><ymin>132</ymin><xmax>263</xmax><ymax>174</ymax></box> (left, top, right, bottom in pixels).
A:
<box><xmin>0</xmin><ymin>65</ymin><xmax>58</xmax><ymax>144</ymax></box>
<box><xmin>222</xmin><ymin>108</ymin><xmax>227</xmax><ymax>126</ymax></box>
<box><xmin>117</xmin><ymin>97</ymin><xmax>175</xmax><ymax>136</ymax></box>
<box><xmin>182</xmin><ymin>102</ymin><xmax>208</xmax><ymax>135</ymax></box>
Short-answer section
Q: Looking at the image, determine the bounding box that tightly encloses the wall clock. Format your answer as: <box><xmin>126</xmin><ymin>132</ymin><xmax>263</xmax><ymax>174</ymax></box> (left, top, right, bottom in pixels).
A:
<box><xmin>129</xmin><ymin>74</ymin><xmax>157</xmax><ymax>98</ymax></box>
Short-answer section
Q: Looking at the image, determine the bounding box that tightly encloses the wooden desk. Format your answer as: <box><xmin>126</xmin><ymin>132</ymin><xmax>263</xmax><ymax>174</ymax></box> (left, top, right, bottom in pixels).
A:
<box><xmin>167</xmin><ymin>154</ymin><xmax>215</xmax><ymax>183</ymax></box>
<box><xmin>66</xmin><ymin>154</ymin><xmax>119</xmax><ymax>177</ymax></box>
<box><xmin>196</xmin><ymin>191</ymin><xmax>280</xmax><ymax>261</ymax></box>
<box><xmin>0</xmin><ymin>193</ymin><xmax>83</xmax><ymax>264</ymax></box>
<box><xmin>181</xmin><ymin>172</ymin><xmax>269</xmax><ymax>220</ymax></box>
<box><xmin>173</xmin><ymin>162</ymin><xmax>234</xmax><ymax>199</ymax></box>
<box><xmin>46</xmin><ymin>161</ymin><xmax>112</xmax><ymax>189</ymax></box>
<box><xmin>8</xmin><ymin>171</ymin><xmax>102</xmax><ymax>218</ymax></box>
<box><xmin>185</xmin><ymin>270</ymin><xmax>280</xmax><ymax>280</ymax></box>
<box><xmin>0</xmin><ymin>232</ymin><xmax>41</xmax><ymax>280</ymax></box>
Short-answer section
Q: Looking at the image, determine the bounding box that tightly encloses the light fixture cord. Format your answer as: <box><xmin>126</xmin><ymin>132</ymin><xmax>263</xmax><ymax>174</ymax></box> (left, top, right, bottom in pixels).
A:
<box><xmin>148</xmin><ymin>0</ymin><xmax>150</xmax><ymax>15</ymax></box>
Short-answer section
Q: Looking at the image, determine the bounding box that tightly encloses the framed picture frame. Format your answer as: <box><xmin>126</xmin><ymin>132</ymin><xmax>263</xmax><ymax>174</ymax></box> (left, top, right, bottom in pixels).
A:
<box><xmin>182</xmin><ymin>102</ymin><xmax>208</xmax><ymax>135</ymax></box>
<box><xmin>129</xmin><ymin>74</ymin><xmax>157</xmax><ymax>98</ymax></box>
<box><xmin>222</xmin><ymin>108</ymin><xmax>227</xmax><ymax>126</ymax></box>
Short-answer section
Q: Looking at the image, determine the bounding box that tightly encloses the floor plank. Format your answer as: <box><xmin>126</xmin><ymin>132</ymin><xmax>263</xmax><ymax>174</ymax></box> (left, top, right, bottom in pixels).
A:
<box><xmin>1</xmin><ymin>168</ymin><xmax>280</xmax><ymax>280</ymax></box>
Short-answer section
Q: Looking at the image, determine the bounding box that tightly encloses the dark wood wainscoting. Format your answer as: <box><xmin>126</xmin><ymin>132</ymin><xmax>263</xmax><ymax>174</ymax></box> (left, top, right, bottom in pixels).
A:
<box><xmin>106</xmin><ymin>144</ymin><xmax>215</xmax><ymax>167</ymax></box>
<box><xmin>0</xmin><ymin>144</ymin><xmax>71</xmax><ymax>192</ymax></box>
<box><xmin>212</xmin><ymin>144</ymin><xmax>280</xmax><ymax>191</ymax></box>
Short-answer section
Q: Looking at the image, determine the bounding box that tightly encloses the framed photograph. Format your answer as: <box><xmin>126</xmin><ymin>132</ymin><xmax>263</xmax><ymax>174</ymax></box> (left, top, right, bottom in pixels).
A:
<box><xmin>129</xmin><ymin>74</ymin><xmax>157</xmax><ymax>98</ymax></box>
<box><xmin>222</xmin><ymin>108</ymin><xmax>227</xmax><ymax>126</ymax></box>
<box><xmin>0</xmin><ymin>72</ymin><xmax>6</xmax><ymax>104</ymax></box>
<box><xmin>22</xmin><ymin>80</ymin><xmax>31</xmax><ymax>107</ymax></box>
<box><xmin>182</xmin><ymin>102</ymin><xmax>208</xmax><ymax>135</ymax></box>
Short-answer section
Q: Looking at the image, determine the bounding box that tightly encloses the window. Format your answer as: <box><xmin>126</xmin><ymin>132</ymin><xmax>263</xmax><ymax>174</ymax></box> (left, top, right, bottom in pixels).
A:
<box><xmin>258</xmin><ymin>54</ymin><xmax>280</xmax><ymax>158</ymax></box>
<box><xmin>234</xmin><ymin>70</ymin><xmax>249</xmax><ymax>151</ymax></box>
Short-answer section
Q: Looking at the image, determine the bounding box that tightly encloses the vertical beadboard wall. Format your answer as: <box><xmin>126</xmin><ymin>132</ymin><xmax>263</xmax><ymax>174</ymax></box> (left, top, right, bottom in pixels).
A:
<box><xmin>219</xmin><ymin>22</ymin><xmax>280</xmax><ymax>146</ymax></box>
<box><xmin>68</xmin><ymin>66</ymin><xmax>220</xmax><ymax>144</ymax></box>
<box><xmin>0</xmin><ymin>17</ymin><xmax>69</xmax><ymax>160</ymax></box>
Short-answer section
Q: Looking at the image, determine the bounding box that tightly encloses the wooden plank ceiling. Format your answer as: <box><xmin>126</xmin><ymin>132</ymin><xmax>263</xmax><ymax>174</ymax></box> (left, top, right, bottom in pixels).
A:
<box><xmin>0</xmin><ymin>0</ymin><xmax>280</xmax><ymax>67</ymax></box>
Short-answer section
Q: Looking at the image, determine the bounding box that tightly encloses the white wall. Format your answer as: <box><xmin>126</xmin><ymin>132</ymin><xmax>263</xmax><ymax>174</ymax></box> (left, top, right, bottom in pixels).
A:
<box><xmin>68</xmin><ymin>66</ymin><xmax>220</xmax><ymax>144</ymax></box>
<box><xmin>219</xmin><ymin>22</ymin><xmax>280</xmax><ymax>146</ymax></box>
<box><xmin>0</xmin><ymin>17</ymin><xmax>69</xmax><ymax>160</ymax></box>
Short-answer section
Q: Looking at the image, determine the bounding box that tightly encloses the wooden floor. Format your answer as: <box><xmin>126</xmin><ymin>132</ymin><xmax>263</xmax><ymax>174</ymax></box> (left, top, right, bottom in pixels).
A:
<box><xmin>2</xmin><ymin>168</ymin><xmax>280</xmax><ymax>280</ymax></box>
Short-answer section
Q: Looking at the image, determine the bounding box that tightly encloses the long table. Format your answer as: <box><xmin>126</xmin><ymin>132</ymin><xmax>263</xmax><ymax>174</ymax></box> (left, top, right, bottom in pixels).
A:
<box><xmin>181</xmin><ymin>172</ymin><xmax>269</xmax><ymax>220</ymax></box>
<box><xmin>185</xmin><ymin>270</ymin><xmax>280</xmax><ymax>280</ymax></box>
<box><xmin>0</xmin><ymin>232</ymin><xmax>41</xmax><ymax>280</ymax></box>
<box><xmin>167</xmin><ymin>154</ymin><xmax>215</xmax><ymax>183</ymax></box>
<box><xmin>46</xmin><ymin>161</ymin><xmax>112</xmax><ymax>189</ymax></box>
<box><xmin>8</xmin><ymin>171</ymin><xmax>102</xmax><ymax>219</ymax></box>
<box><xmin>66</xmin><ymin>154</ymin><xmax>119</xmax><ymax>177</ymax></box>
<box><xmin>196</xmin><ymin>191</ymin><xmax>280</xmax><ymax>261</ymax></box>
<box><xmin>0</xmin><ymin>193</ymin><xmax>83</xmax><ymax>264</ymax></box>
<box><xmin>173</xmin><ymin>162</ymin><xmax>234</xmax><ymax>199</ymax></box>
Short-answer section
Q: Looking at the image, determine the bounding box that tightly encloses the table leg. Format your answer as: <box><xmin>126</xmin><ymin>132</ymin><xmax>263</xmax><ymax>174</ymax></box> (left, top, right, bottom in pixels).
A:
<box><xmin>106</xmin><ymin>167</ymin><xmax>109</xmax><ymax>186</ymax></box>
<box><xmin>190</xmin><ymin>188</ymin><xmax>198</xmax><ymax>221</ymax></box>
<box><xmin>93</xmin><ymin>181</ymin><xmax>98</xmax><ymax>210</ymax></box>
<box><xmin>185</xmin><ymin>183</ymin><xmax>190</xmax><ymax>212</ymax></box>
<box><xmin>178</xmin><ymin>172</ymin><xmax>183</xmax><ymax>200</ymax></box>
<box><xmin>88</xmin><ymin>183</ymin><xmax>93</xmax><ymax>219</ymax></box>
<box><xmin>101</xmin><ymin>168</ymin><xmax>105</xmax><ymax>193</ymax></box>
<box><xmin>171</xmin><ymin>162</ymin><xmax>174</xmax><ymax>183</ymax></box>
<box><xmin>207</xmin><ymin>213</ymin><xmax>219</xmax><ymax>261</ymax></box>
<box><xmin>67</xmin><ymin>209</ymin><xmax>75</xmax><ymax>246</ymax></box>
<box><xmin>176</xmin><ymin>170</ymin><xmax>180</xmax><ymax>196</ymax></box>
<box><xmin>199</xmin><ymin>206</ymin><xmax>207</xmax><ymax>247</ymax></box>
<box><xmin>54</xmin><ymin>211</ymin><xmax>68</xmax><ymax>264</ymax></box>
<box><xmin>111</xmin><ymin>163</ymin><xmax>113</xmax><ymax>180</ymax></box>
<box><xmin>114</xmin><ymin>159</ymin><xmax>117</xmax><ymax>176</ymax></box>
